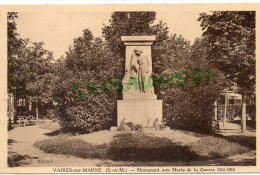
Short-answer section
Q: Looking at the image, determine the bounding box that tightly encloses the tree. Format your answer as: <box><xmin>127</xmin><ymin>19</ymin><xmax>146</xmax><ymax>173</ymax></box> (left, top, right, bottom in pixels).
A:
<box><xmin>8</xmin><ymin>13</ymin><xmax>55</xmax><ymax>122</ymax></box>
<box><xmin>23</xmin><ymin>42</ymin><xmax>54</xmax><ymax>120</ymax></box>
<box><xmin>8</xmin><ymin>12</ymin><xmax>27</xmax><ymax>94</ymax></box>
<box><xmin>153</xmin><ymin>35</ymin><xmax>226</xmax><ymax>133</ymax></box>
<box><xmin>102</xmin><ymin>12</ymin><xmax>169</xmax><ymax>75</ymax></box>
<box><xmin>8</xmin><ymin>12</ymin><xmax>28</xmax><ymax>123</ymax></box>
<box><xmin>52</xmin><ymin>29</ymin><xmax>121</xmax><ymax>133</ymax></box>
<box><xmin>198</xmin><ymin>11</ymin><xmax>256</xmax><ymax>134</ymax></box>
<box><xmin>8</xmin><ymin>12</ymin><xmax>23</xmax><ymax>58</ymax></box>
<box><xmin>103</xmin><ymin>12</ymin><xmax>157</xmax><ymax>56</ymax></box>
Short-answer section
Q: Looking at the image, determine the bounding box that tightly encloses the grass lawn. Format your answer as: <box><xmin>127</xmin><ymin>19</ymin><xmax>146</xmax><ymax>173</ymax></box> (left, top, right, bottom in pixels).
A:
<box><xmin>34</xmin><ymin>126</ymin><xmax>255</xmax><ymax>166</ymax></box>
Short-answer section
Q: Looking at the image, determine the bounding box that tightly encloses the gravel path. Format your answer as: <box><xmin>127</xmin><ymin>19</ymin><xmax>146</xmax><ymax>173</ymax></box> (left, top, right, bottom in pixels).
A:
<box><xmin>218</xmin><ymin>122</ymin><xmax>256</xmax><ymax>137</ymax></box>
<box><xmin>8</xmin><ymin>126</ymin><xmax>100</xmax><ymax>167</ymax></box>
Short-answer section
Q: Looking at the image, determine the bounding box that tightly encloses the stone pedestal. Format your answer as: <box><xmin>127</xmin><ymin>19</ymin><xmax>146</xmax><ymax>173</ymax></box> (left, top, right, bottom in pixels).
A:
<box><xmin>117</xmin><ymin>36</ymin><xmax>163</xmax><ymax>127</ymax></box>
<box><xmin>117</xmin><ymin>100</ymin><xmax>162</xmax><ymax>127</ymax></box>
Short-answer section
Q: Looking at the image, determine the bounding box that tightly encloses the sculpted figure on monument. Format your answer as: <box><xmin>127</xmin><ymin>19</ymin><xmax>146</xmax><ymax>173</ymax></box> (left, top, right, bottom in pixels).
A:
<box><xmin>129</xmin><ymin>49</ymin><xmax>149</xmax><ymax>93</ymax></box>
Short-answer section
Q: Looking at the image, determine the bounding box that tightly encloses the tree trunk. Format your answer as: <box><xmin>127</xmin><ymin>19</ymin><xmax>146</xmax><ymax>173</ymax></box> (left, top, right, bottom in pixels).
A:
<box><xmin>13</xmin><ymin>90</ymin><xmax>18</xmax><ymax>123</ymax></box>
<box><xmin>8</xmin><ymin>94</ymin><xmax>12</xmax><ymax>130</ymax></box>
<box><xmin>223</xmin><ymin>92</ymin><xmax>228</xmax><ymax>126</ymax></box>
<box><xmin>36</xmin><ymin>98</ymin><xmax>39</xmax><ymax>124</ymax></box>
<box><xmin>214</xmin><ymin>100</ymin><xmax>218</xmax><ymax>120</ymax></box>
<box><xmin>241</xmin><ymin>90</ymin><xmax>247</xmax><ymax>134</ymax></box>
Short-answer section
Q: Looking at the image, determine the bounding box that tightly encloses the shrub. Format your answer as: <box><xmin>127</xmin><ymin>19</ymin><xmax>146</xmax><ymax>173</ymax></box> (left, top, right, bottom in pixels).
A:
<box><xmin>59</xmin><ymin>102</ymin><xmax>113</xmax><ymax>134</ymax></box>
<box><xmin>52</xmin><ymin>29</ymin><xmax>121</xmax><ymax>134</ymax></box>
<box><xmin>117</xmin><ymin>118</ymin><xmax>126</xmax><ymax>131</ymax></box>
<box><xmin>118</xmin><ymin>121</ymin><xmax>143</xmax><ymax>131</ymax></box>
<box><xmin>156</xmin><ymin>70</ymin><xmax>223</xmax><ymax>134</ymax></box>
<box><xmin>45</xmin><ymin>108</ymin><xmax>59</xmax><ymax>121</ymax></box>
<box><xmin>152</xmin><ymin>37</ymin><xmax>226</xmax><ymax>134</ymax></box>
<box><xmin>125</xmin><ymin>122</ymin><xmax>134</xmax><ymax>129</ymax></box>
<box><xmin>133</xmin><ymin>124</ymin><xmax>143</xmax><ymax>131</ymax></box>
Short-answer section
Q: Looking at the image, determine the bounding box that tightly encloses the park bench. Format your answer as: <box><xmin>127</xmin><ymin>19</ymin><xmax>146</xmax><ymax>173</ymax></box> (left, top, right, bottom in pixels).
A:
<box><xmin>18</xmin><ymin>116</ymin><xmax>37</xmax><ymax>127</ymax></box>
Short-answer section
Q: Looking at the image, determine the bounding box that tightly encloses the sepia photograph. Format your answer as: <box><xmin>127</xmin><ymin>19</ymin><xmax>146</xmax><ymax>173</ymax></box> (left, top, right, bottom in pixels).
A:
<box><xmin>0</xmin><ymin>4</ymin><xmax>258</xmax><ymax>173</ymax></box>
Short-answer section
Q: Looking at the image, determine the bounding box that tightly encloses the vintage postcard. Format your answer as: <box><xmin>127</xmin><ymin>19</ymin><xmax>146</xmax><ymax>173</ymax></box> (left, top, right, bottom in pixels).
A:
<box><xmin>0</xmin><ymin>3</ymin><xmax>259</xmax><ymax>174</ymax></box>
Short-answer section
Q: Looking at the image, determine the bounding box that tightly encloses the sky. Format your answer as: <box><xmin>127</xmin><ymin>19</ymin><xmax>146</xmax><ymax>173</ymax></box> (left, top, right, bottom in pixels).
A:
<box><xmin>16</xmin><ymin>11</ymin><xmax>203</xmax><ymax>59</ymax></box>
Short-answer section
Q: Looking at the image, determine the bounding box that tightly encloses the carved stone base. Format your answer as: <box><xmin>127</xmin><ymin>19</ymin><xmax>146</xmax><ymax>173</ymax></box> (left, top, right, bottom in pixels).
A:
<box><xmin>117</xmin><ymin>100</ymin><xmax>162</xmax><ymax>127</ymax></box>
